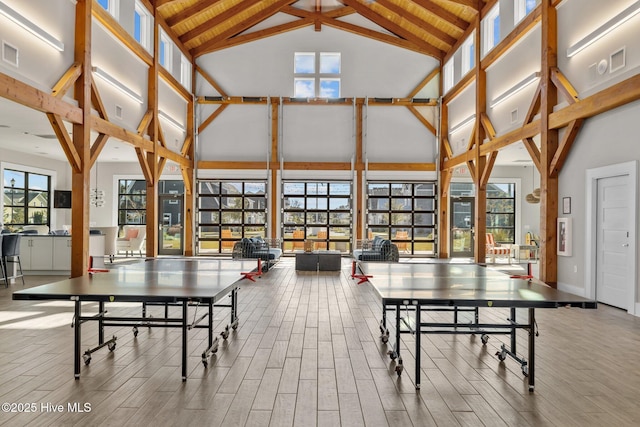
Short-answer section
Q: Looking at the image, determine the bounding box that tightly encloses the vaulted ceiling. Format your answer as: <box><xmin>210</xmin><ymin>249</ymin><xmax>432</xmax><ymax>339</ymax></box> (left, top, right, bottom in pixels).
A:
<box><xmin>157</xmin><ymin>0</ymin><xmax>483</xmax><ymax>59</ymax></box>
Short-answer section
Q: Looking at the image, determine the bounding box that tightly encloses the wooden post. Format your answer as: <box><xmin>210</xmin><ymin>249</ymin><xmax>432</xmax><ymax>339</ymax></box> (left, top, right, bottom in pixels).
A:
<box><xmin>270</xmin><ymin>98</ymin><xmax>279</xmax><ymax>239</ymax></box>
<box><xmin>539</xmin><ymin>0</ymin><xmax>559</xmax><ymax>286</ymax></box>
<box><xmin>439</xmin><ymin>99</ymin><xmax>449</xmax><ymax>258</ymax></box>
<box><xmin>355</xmin><ymin>99</ymin><xmax>364</xmax><ymax>241</ymax></box>
<box><xmin>473</xmin><ymin>12</ymin><xmax>487</xmax><ymax>263</ymax></box>
<box><xmin>70</xmin><ymin>0</ymin><xmax>92</xmax><ymax>278</ymax></box>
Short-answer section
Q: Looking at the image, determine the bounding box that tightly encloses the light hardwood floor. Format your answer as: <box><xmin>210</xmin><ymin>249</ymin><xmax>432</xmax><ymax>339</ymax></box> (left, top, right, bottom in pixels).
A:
<box><xmin>1</xmin><ymin>258</ymin><xmax>640</xmax><ymax>426</ymax></box>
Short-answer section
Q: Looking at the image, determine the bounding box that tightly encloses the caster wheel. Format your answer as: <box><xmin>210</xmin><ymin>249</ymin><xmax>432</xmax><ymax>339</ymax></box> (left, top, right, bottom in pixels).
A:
<box><xmin>232</xmin><ymin>324</ymin><xmax>238</xmax><ymax>330</ymax></box>
<box><xmin>132</xmin><ymin>327</ymin><xmax>138</xmax><ymax>337</ymax></box>
<box><xmin>395</xmin><ymin>364</ymin><xmax>403</xmax><ymax>376</ymax></box>
<box><xmin>481</xmin><ymin>334</ymin><xmax>489</xmax><ymax>345</ymax></box>
<box><xmin>83</xmin><ymin>354</ymin><xmax>91</xmax><ymax>365</ymax></box>
<box><xmin>496</xmin><ymin>351</ymin><xmax>506</xmax><ymax>361</ymax></box>
<box><xmin>202</xmin><ymin>360</ymin><xmax>208</xmax><ymax>368</ymax></box>
<box><xmin>381</xmin><ymin>335</ymin><xmax>389</xmax><ymax>343</ymax></box>
<box><xmin>221</xmin><ymin>328</ymin><xmax>229</xmax><ymax>340</ymax></box>
<box><xmin>108</xmin><ymin>342</ymin><xmax>116</xmax><ymax>352</ymax></box>
<box><xmin>522</xmin><ymin>365</ymin><xmax>529</xmax><ymax>377</ymax></box>
<box><xmin>388</xmin><ymin>350</ymin><xmax>397</xmax><ymax>360</ymax></box>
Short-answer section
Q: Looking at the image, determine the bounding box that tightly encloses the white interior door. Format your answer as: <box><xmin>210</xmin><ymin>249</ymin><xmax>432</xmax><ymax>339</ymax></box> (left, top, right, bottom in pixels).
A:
<box><xmin>596</xmin><ymin>175</ymin><xmax>631</xmax><ymax>309</ymax></box>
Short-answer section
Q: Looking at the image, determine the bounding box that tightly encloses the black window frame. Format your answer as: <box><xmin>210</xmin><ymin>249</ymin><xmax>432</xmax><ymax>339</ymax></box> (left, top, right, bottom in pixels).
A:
<box><xmin>3</xmin><ymin>169</ymin><xmax>51</xmax><ymax>232</ymax></box>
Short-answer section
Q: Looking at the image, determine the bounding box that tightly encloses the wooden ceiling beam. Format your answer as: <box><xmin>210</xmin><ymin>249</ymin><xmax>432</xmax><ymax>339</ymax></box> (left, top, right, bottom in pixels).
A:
<box><xmin>549</xmin><ymin>73</ymin><xmax>640</xmax><ymax>129</ymax></box>
<box><xmin>522</xmin><ymin>137</ymin><xmax>541</xmax><ymax>172</ymax></box>
<box><xmin>549</xmin><ymin>119</ymin><xmax>583</xmax><ymax>178</ymax></box>
<box><xmin>180</xmin><ymin>0</ymin><xmax>263</xmax><ymax>45</ymax></box>
<box><xmin>198</xmin><ymin>104</ymin><xmax>228</xmax><ymax>133</ymax></box>
<box><xmin>90</xmin><ymin>76</ymin><xmax>109</xmax><ymax>120</ymax></box>
<box><xmin>158</xmin><ymin>145</ymin><xmax>192</xmax><ymax>167</ymax></box>
<box><xmin>550</xmin><ymin>67</ymin><xmax>579</xmax><ymax>104</ymax></box>
<box><xmin>341</xmin><ymin>0</ymin><xmax>445</xmax><ymax>59</ymax></box>
<box><xmin>89</xmin><ymin>133</ymin><xmax>110</xmax><ymax>168</ymax></box>
<box><xmin>192</xmin><ymin>0</ymin><xmax>298</xmax><ymax>57</ymax></box>
<box><xmin>0</xmin><ymin>72</ymin><xmax>83</xmax><ymax>124</ymax></box>
<box><xmin>374</xmin><ymin>0</ymin><xmax>457</xmax><ymax>46</ymax></box>
<box><xmin>367</xmin><ymin>162</ymin><xmax>436</xmax><ymax>171</ymax></box>
<box><xmin>196</xmin><ymin>65</ymin><xmax>228</xmax><ymax>98</ymax></box>
<box><xmin>92</xmin><ymin>3</ymin><xmax>153</xmax><ymax>67</ymax></box>
<box><xmin>166</xmin><ymin>0</ymin><xmax>223</xmax><ymax>28</ymax></box>
<box><xmin>442</xmin><ymin>0</ymin><xmax>482</xmax><ymax>11</ymax></box>
<box><xmin>91</xmin><ymin>116</ymin><xmax>154</xmax><ymax>151</ymax></box>
<box><xmin>47</xmin><ymin>113</ymin><xmax>81</xmax><ymax>173</ymax></box>
<box><xmin>408</xmin><ymin>67</ymin><xmax>440</xmax><ymax>98</ymax></box>
<box><xmin>321</xmin><ymin>17</ymin><xmax>438</xmax><ymax>56</ymax></box>
<box><xmin>411</xmin><ymin>0</ymin><xmax>471</xmax><ymax>32</ymax></box>
<box><xmin>206</xmin><ymin>18</ymin><xmax>314</xmax><ymax>52</ymax></box>
<box><xmin>480</xmin><ymin>151</ymin><xmax>498</xmax><ymax>187</ymax></box>
<box><xmin>52</xmin><ymin>63</ymin><xmax>82</xmax><ymax>98</ymax></box>
<box><xmin>407</xmin><ymin>105</ymin><xmax>437</xmax><ymax>135</ymax></box>
<box><xmin>480</xmin><ymin>5</ymin><xmax>540</xmax><ymax>70</ymax></box>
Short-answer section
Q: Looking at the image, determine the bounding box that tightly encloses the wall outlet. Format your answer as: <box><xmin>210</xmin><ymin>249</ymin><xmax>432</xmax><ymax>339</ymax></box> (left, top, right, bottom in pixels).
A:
<box><xmin>573</xmin><ymin>265</ymin><xmax>577</xmax><ymax>273</ymax></box>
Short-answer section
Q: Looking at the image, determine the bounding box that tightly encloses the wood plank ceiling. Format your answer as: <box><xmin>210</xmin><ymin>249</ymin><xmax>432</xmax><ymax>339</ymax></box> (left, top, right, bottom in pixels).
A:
<box><xmin>157</xmin><ymin>0</ymin><xmax>483</xmax><ymax>60</ymax></box>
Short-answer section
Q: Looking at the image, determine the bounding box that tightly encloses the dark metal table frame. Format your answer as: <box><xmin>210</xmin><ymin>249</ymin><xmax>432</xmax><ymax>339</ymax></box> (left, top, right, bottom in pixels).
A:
<box><xmin>358</xmin><ymin>262</ymin><xmax>597</xmax><ymax>392</ymax></box>
<box><xmin>13</xmin><ymin>259</ymin><xmax>259</xmax><ymax>381</ymax></box>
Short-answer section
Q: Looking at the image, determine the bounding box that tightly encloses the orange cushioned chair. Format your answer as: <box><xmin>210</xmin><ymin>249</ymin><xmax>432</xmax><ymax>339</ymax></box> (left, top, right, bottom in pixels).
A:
<box><xmin>486</xmin><ymin>233</ymin><xmax>511</xmax><ymax>263</ymax></box>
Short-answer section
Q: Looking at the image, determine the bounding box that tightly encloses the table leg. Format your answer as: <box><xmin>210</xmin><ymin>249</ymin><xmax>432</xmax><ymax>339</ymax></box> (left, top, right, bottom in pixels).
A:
<box><xmin>73</xmin><ymin>297</ymin><xmax>81</xmax><ymax>379</ymax></box>
<box><xmin>528</xmin><ymin>308</ymin><xmax>535</xmax><ymax>392</ymax></box>
<box><xmin>415</xmin><ymin>301</ymin><xmax>421</xmax><ymax>390</ymax></box>
<box><xmin>182</xmin><ymin>301</ymin><xmax>188</xmax><ymax>381</ymax></box>
<box><xmin>98</xmin><ymin>301</ymin><xmax>104</xmax><ymax>345</ymax></box>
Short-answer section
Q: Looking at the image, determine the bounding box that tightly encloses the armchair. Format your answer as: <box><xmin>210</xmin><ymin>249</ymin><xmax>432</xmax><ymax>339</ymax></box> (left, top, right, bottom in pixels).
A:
<box><xmin>117</xmin><ymin>225</ymin><xmax>146</xmax><ymax>257</ymax></box>
<box><xmin>486</xmin><ymin>233</ymin><xmax>512</xmax><ymax>263</ymax></box>
<box><xmin>93</xmin><ymin>226</ymin><xmax>119</xmax><ymax>262</ymax></box>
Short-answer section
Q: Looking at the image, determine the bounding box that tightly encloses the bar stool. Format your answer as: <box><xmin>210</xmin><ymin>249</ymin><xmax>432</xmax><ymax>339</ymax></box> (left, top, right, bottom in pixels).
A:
<box><xmin>2</xmin><ymin>233</ymin><xmax>25</xmax><ymax>287</ymax></box>
<box><xmin>0</xmin><ymin>234</ymin><xmax>5</xmax><ymax>285</ymax></box>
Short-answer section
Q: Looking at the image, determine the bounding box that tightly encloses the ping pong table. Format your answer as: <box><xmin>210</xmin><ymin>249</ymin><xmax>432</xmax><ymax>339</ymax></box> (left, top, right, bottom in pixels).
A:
<box><xmin>12</xmin><ymin>258</ymin><xmax>262</xmax><ymax>381</ymax></box>
<box><xmin>357</xmin><ymin>262</ymin><xmax>597</xmax><ymax>391</ymax></box>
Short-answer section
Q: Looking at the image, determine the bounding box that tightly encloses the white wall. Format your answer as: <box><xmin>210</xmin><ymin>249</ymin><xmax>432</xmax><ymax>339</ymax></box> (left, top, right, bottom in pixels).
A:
<box><xmin>196</xmin><ymin>24</ymin><xmax>439</xmax><ymax>165</ymax></box>
<box><xmin>558</xmin><ymin>100</ymin><xmax>640</xmax><ymax>298</ymax></box>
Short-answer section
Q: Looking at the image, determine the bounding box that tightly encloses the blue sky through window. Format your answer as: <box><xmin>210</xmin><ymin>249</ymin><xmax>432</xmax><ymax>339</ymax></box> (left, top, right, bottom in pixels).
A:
<box><xmin>493</xmin><ymin>15</ymin><xmax>500</xmax><ymax>45</ymax></box>
<box><xmin>526</xmin><ymin>0</ymin><xmax>537</xmax><ymax>13</ymax></box>
<box><xmin>295</xmin><ymin>53</ymin><xmax>315</xmax><ymax>73</ymax></box>
<box><xmin>295</xmin><ymin>79</ymin><xmax>315</xmax><ymax>97</ymax></box>
<box><xmin>159</xmin><ymin>39</ymin><xmax>166</xmax><ymax>66</ymax></box>
<box><xmin>97</xmin><ymin>0</ymin><xmax>109</xmax><ymax>10</ymax></box>
<box><xmin>320</xmin><ymin>53</ymin><xmax>340</xmax><ymax>73</ymax></box>
<box><xmin>134</xmin><ymin>11</ymin><xmax>141</xmax><ymax>43</ymax></box>
<box><xmin>320</xmin><ymin>79</ymin><xmax>340</xmax><ymax>98</ymax></box>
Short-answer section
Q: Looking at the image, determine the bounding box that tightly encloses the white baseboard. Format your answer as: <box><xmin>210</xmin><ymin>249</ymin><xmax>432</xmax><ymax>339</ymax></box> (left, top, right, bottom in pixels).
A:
<box><xmin>556</xmin><ymin>282</ymin><xmax>587</xmax><ymax>298</ymax></box>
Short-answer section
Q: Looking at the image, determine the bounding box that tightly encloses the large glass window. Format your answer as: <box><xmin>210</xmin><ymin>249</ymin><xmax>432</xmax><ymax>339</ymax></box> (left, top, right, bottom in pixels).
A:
<box><xmin>3</xmin><ymin>169</ymin><xmax>50</xmax><ymax>232</ymax></box>
<box><xmin>366</xmin><ymin>182</ymin><xmax>437</xmax><ymax>256</ymax></box>
<box><xmin>443</xmin><ymin>59</ymin><xmax>454</xmax><ymax>94</ymax></box>
<box><xmin>180</xmin><ymin>54</ymin><xmax>191</xmax><ymax>89</ymax></box>
<box><xmin>487</xmin><ymin>183</ymin><xmax>515</xmax><ymax>243</ymax></box>
<box><xmin>118</xmin><ymin>180</ymin><xmax>147</xmax><ymax>229</ymax></box>
<box><xmin>460</xmin><ymin>33</ymin><xmax>475</xmax><ymax>76</ymax></box>
<box><xmin>133</xmin><ymin>0</ymin><xmax>152</xmax><ymax>52</ymax></box>
<box><xmin>482</xmin><ymin>5</ymin><xmax>500</xmax><ymax>56</ymax></box>
<box><xmin>294</xmin><ymin>52</ymin><xmax>341</xmax><ymax>98</ymax></box>
<box><xmin>97</xmin><ymin>0</ymin><xmax>118</xmax><ymax>18</ymax></box>
<box><xmin>450</xmin><ymin>182</ymin><xmax>516</xmax><ymax>244</ymax></box>
<box><xmin>282</xmin><ymin>181</ymin><xmax>351</xmax><ymax>253</ymax></box>
<box><xmin>197</xmin><ymin>181</ymin><xmax>267</xmax><ymax>254</ymax></box>
<box><xmin>515</xmin><ymin>0</ymin><xmax>538</xmax><ymax>24</ymax></box>
<box><xmin>159</xmin><ymin>30</ymin><xmax>172</xmax><ymax>72</ymax></box>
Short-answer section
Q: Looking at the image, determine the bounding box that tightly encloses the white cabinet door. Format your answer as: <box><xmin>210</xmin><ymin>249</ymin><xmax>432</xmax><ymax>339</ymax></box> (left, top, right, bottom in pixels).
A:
<box><xmin>19</xmin><ymin>237</ymin><xmax>33</xmax><ymax>270</ymax></box>
<box><xmin>52</xmin><ymin>237</ymin><xmax>72</xmax><ymax>271</ymax></box>
<box><xmin>29</xmin><ymin>237</ymin><xmax>54</xmax><ymax>270</ymax></box>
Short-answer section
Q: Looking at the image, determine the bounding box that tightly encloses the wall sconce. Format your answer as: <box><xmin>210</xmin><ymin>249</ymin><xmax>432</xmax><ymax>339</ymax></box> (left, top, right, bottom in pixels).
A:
<box><xmin>0</xmin><ymin>1</ymin><xmax>64</xmax><ymax>52</ymax></box>
<box><xmin>449</xmin><ymin>114</ymin><xmax>476</xmax><ymax>133</ymax></box>
<box><xmin>92</xmin><ymin>66</ymin><xmax>144</xmax><ymax>104</ymax></box>
<box><xmin>158</xmin><ymin>110</ymin><xmax>186</xmax><ymax>132</ymax></box>
<box><xmin>566</xmin><ymin>0</ymin><xmax>640</xmax><ymax>58</ymax></box>
<box><xmin>490</xmin><ymin>72</ymin><xmax>540</xmax><ymax>108</ymax></box>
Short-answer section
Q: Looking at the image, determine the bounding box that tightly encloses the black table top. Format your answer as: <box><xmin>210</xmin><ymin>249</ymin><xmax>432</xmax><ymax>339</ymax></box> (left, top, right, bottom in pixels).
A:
<box><xmin>359</xmin><ymin>262</ymin><xmax>597</xmax><ymax>309</ymax></box>
<box><xmin>12</xmin><ymin>258</ymin><xmax>259</xmax><ymax>303</ymax></box>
